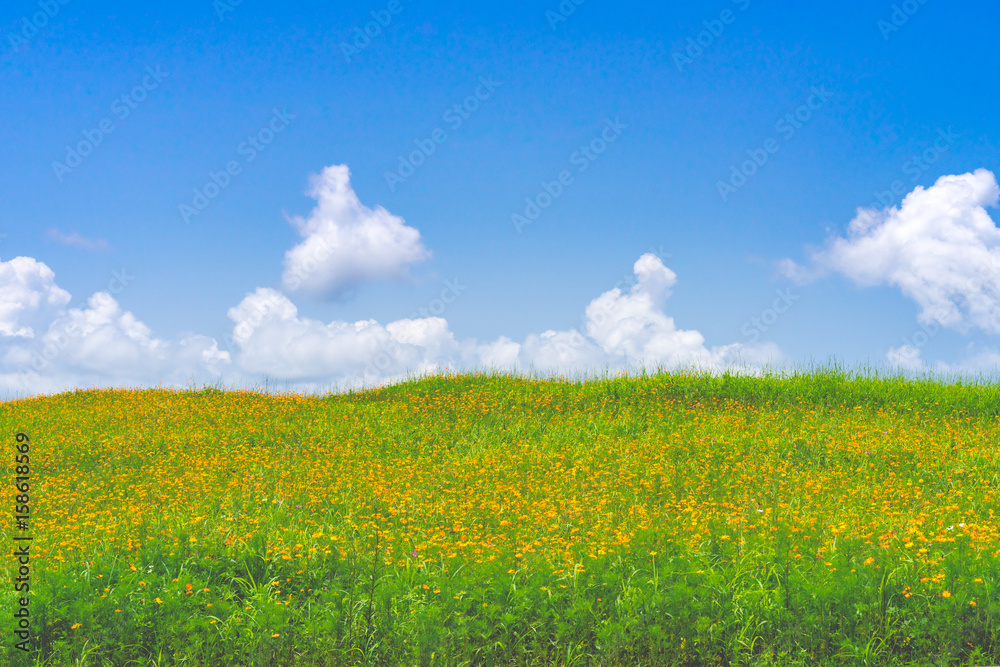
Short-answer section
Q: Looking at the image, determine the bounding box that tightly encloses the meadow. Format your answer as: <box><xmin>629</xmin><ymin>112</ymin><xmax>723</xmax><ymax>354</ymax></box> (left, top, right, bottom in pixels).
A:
<box><xmin>2</xmin><ymin>366</ymin><xmax>1000</xmax><ymax>666</ymax></box>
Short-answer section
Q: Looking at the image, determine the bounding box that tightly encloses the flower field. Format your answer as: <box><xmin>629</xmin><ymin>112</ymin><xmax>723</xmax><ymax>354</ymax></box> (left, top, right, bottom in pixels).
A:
<box><xmin>2</xmin><ymin>368</ymin><xmax>1000</xmax><ymax>665</ymax></box>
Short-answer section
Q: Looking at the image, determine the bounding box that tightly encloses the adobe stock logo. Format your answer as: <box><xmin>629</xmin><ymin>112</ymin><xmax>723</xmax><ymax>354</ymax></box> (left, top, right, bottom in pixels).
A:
<box><xmin>52</xmin><ymin>66</ymin><xmax>170</xmax><ymax>183</ymax></box>
<box><xmin>16</xmin><ymin>267</ymin><xmax>135</xmax><ymax>386</ymax></box>
<box><xmin>716</xmin><ymin>86</ymin><xmax>833</xmax><ymax>202</ymax></box>
<box><xmin>867</xmin><ymin>127</ymin><xmax>958</xmax><ymax>211</ymax></box>
<box><xmin>511</xmin><ymin>117</ymin><xmax>627</xmax><ymax>234</ymax></box>
<box><xmin>877</xmin><ymin>0</ymin><xmax>930</xmax><ymax>40</ymax></box>
<box><xmin>362</xmin><ymin>278</ymin><xmax>469</xmax><ymax>382</ymax></box>
<box><xmin>384</xmin><ymin>76</ymin><xmax>501</xmax><ymax>192</ymax></box>
<box><xmin>672</xmin><ymin>0</ymin><xmax>752</xmax><ymax>72</ymax></box>
<box><xmin>5</xmin><ymin>0</ymin><xmax>71</xmax><ymax>56</ymax></box>
<box><xmin>741</xmin><ymin>289</ymin><xmax>798</xmax><ymax>342</ymax></box>
<box><xmin>179</xmin><ymin>108</ymin><xmax>296</xmax><ymax>223</ymax></box>
<box><xmin>545</xmin><ymin>0</ymin><xmax>586</xmax><ymax>30</ymax></box>
<box><xmin>214</xmin><ymin>0</ymin><xmax>243</xmax><ymax>21</ymax></box>
<box><xmin>340</xmin><ymin>0</ymin><xmax>404</xmax><ymax>63</ymax></box>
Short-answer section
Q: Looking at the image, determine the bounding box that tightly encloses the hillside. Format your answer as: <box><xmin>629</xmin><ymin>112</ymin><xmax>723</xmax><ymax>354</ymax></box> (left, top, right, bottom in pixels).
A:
<box><xmin>2</xmin><ymin>368</ymin><xmax>999</xmax><ymax>666</ymax></box>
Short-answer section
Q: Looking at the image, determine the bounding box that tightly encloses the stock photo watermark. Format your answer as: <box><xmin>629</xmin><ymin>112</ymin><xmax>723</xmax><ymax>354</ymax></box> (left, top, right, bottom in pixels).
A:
<box><xmin>51</xmin><ymin>65</ymin><xmax>169</xmax><ymax>183</ymax></box>
<box><xmin>12</xmin><ymin>431</ymin><xmax>34</xmax><ymax>653</ymax></box>
<box><xmin>546</xmin><ymin>0</ymin><xmax>586</xmax><ymax>30</ymax></box>
<box><xmin>214</xmin><ymin>0</ymin><xmax>243</xmax><ymax>21</ymax></box>
<box><xmin>179</xmin><ymin>107</ymin><xmax>296</xmax><ymax>223</ymax></box>
<box><xmin>889</xmin><ymin>261</ymin><xmax>997</xmax><ymax>368</ymax></box>
<box><xmin>16</xmin><ymin>267</ymin><xmax>135</xmax><ymax>385</ymax></box>
<box><xmin>384</xmin><ymin>75</ymin><xmax>501</xmax><ymax>192</ymax></box>
<box><xmin>673</xmin><ymin>0</ymin><xmax>752</xmax><ymax>72</ymax></box>
<box><xmin>511</xmin><ymin>117</ymin><xmax>627</xmax><ymax>234</ymax></box>
<box><xmin>741</xmin><ymin>288</ymin><xmax>798</xmax><ymax>342</ymax></box>
<box><xmin>340</xmin><ymin>0</ymin><xmax>404</xmax><ymax>62</ymax></box>
<box><xmin>716</xmin><ymin>85</ymin><xmax>833</xmax><ymax>202</ymax></box>
<box><xmin>866</xmin><ymin>127</ymin><xmax>958</xmax><ymax>211</ymax></box>
<box><xmin>536</xmin><ymin>246</ymin><xmax>672</xmax><ymax>361</ymax></box>
<box><xmin>5</xmin><ymin>0</ymin><xmax>71</xmax><ymax>56</ymax></box>
<box><xmin>362</xmin><ymin>278</ymin><xmax>469</xmax><ymax>382</ymax></box>
<box><xmin>877</xmin><ymin>0</ymin><xmax>930</xmax><ymax>41</ymax></box>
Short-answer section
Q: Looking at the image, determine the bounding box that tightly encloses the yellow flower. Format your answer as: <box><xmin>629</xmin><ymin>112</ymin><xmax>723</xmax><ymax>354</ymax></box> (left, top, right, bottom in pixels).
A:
<box><xmin>71</xmin><ymin>623</ymin><xmax>82</xmax><ymax>630</ymax></box>
<box><xmin>942</xmin><ymin>590</ymin><xmax>951</xmax><ymax>598</ymax></box>
<box><xmin>863</xmin><ymin>557</ymin><xmax>875</xmax><ymax>565</ymax></box>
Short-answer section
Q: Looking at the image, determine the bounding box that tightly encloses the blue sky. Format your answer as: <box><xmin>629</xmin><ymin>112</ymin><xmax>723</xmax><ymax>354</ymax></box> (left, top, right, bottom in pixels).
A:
<box><xmin>2</xmin><ymin>0</ymin><xmax>999</xmax><ymax>397</ymax></box>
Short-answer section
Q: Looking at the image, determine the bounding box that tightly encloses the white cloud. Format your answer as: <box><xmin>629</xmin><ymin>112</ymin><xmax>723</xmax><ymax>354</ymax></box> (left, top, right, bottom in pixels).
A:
<box><xmin>886</xmin><ymin>344</ymin><xmax>925</xmax><ymax>372</ymax></box>
<box><xmin>281</xmin><ymin>164</ymin><xmax>431</xmax><ymax>300</ymax></box>
<box><xmin>513</xmin><ymin>253</ymin><xmax>783</xmax><ymax>374</ymax></box>
<box><xmin>781</xmin><ymin>169</ymin><xmax>1000</xmax><ymax>332</ymax></box>
<box><xmin>2</xmin><ymin>249</ymin><xmax>785</xmax><ymax>398</ymax></box>
<box><xmin>225</xmin><ymin>287</ymin><xmax>467</xmax><ymax>384</ymax></box>
<box><xmin>46</xmin><ymin>228</ymin><xmax>111</xmax><ymax>251</ymax></box>
<box><xmin>885</xmin><ymin>343</ymin><xmax>1000</xmax><ymax>378</ymax></box>
<box><xmin>2</xmin><ymin>162</ymin><xmax>786</xmax><ymax>398</ymax></box>
<box><xmin>227</xmin><ymin>252</ymin><xmax>784</xmax><ymax>390</ymax></box>
<box><xmin>0</xmin><ymin>256</ymin><xmax>72</xmax><ymax>338</ymax></box>
<box><xmin>0</xmin><ymin>280</ymin><xmax>231</xmax><ymax>398</ymax></box>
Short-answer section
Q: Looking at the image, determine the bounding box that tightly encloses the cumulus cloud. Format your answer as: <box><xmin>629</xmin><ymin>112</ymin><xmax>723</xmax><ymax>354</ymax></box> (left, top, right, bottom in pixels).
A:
<box><xmin>0</xmin><ymin>264</ymin><xmax>231</xmax><ymax>397</ymax></box>
<box><xmin>227</xmin><ymin>253</ymin><xmax>784</xmax><ymax>392</ymax></box>
<box><xmin>281</xmin><ymin>165</ymin><xmax>432</xmax><ymax>300</ymax></box>
<box><xmin>781</xmin><ymin>169</ymin><xmax>1000</xmax><ymax>332</ymax></box>
<box><xmin>0</xmin><ymin>256</ymin><xmax>72</xmax><ymax>338</ymax></box>
<box><xmin>225</xmin><ymin>287</ymin><xmax>471</xmax><ymax>386</ymax></box>
<box><xmin>3</xmin><ymin>166</ymin><xmax>784</xmax><ymax>397</ymax></box>
<box><xmin>2</xmin><ymin>247</ymin><xmax>786</xmax><ymax>398</ymax></box>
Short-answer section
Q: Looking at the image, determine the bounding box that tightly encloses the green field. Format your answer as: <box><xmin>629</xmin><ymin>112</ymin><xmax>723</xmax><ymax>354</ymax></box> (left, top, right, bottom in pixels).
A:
<box><xmin>3</xmin><ymin>367</ymin><xmax>1000</xmax><ymax>666</ymax></box>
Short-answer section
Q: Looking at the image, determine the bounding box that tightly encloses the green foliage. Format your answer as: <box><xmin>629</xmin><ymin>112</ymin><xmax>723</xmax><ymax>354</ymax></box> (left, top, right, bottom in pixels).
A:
<box><xmin>4</xmin><ymin>365</ymin><xmax>1000</xmax><ymax>665</ymax></box>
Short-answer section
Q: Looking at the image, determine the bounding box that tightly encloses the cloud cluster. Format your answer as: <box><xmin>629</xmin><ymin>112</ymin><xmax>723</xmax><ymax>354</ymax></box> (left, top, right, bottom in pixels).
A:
<box><xmin>281</xmin><ymin>165</ymin><xmax>431</xmax><ymax>300</ymax></box>
<box><xmin>782</xmin><ymin>169</ymin><xmax>1000</xmax><ymax>333</ymax></box>
<box><xmin>1</xmin><ymin>163</ymin><xmax>783</xmax><ymax>398</ymax></box>
<box><xmin>886</xmin><ymin>343</ymin><xmax>1000</xmax><ymax>377</ymax></box>
<box><xmin>1</xmin><ymin>274</ymin><xmax>229</xmax><ymax>397</ymax></box>
<box><xmin>0</xmin><ymin>257</ymin><xmax>71</xmax><ymax>338</ymax></box>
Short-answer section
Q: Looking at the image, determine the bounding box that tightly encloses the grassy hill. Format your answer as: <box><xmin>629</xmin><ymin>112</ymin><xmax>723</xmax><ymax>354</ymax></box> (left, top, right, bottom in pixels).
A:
<box><xmin>2</xmin><ymin>368</ymin><xmax>1000</xmax><ymax>666</ymax></box>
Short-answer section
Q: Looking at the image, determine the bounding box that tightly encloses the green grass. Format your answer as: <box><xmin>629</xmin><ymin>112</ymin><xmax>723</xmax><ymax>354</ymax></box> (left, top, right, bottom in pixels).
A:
<box><xmin>3</xmin><ymin>364</ymin><xmax>1000</xmax><ymax>666</ymax></box>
